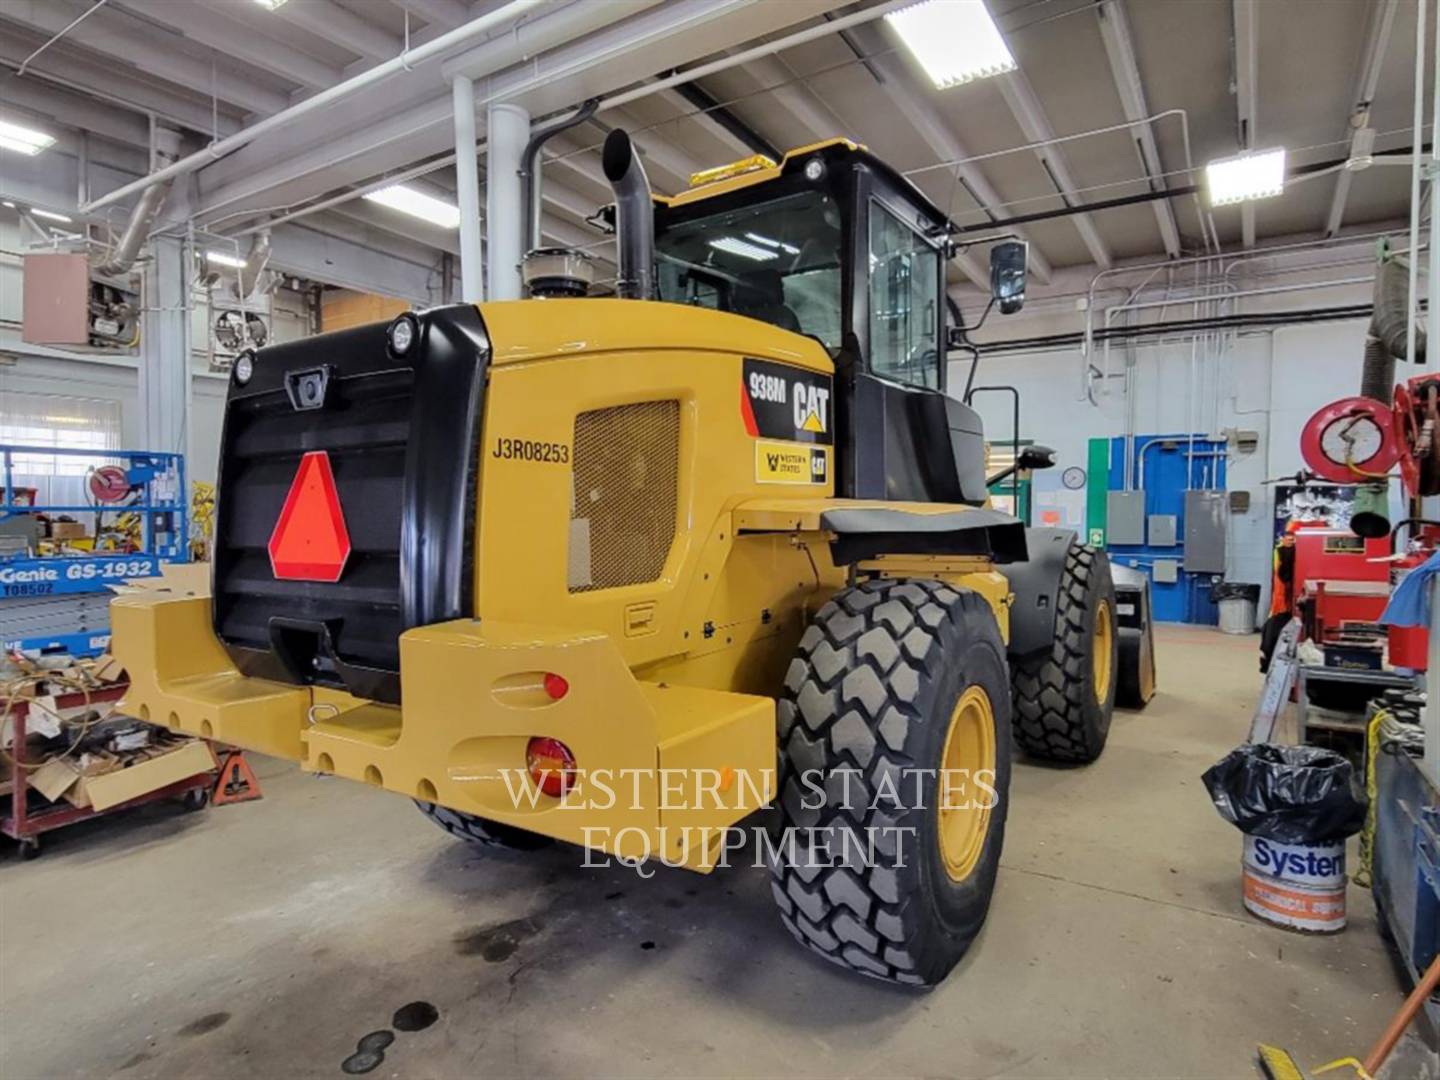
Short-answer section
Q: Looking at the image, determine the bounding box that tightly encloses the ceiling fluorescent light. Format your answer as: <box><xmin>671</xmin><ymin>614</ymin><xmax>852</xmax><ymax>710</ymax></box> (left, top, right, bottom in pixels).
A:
<box><xmin>363</xmin><ymin>184</ymin><xmax>461</xmax><ymax>230</ymax></box>
<box><xmin>31</xmin><ymin>208</ymin><xmax>72</xmax><ymax>223</ymax></box>
<box><xmin>207</xmin><ymin>250</ymin><xmax>248</xmax><ymax>268</ymax></box>
<box><xmin>885</xmin><ymin>1</ymin><xmax>1016</xmax><ymax>89</ymax></box>
<box><xmin>745</xmin><ymin>232</ymin><xmax>800</xmax><ymax>255</ymax></box>
<box><xmin>709</xmin><ymin>237</ymin><xmax>777</xmax><ymax>262</ymax></box>
<box><xmin>0</xmin><ymin>118</ymin><xmax>57</xmax><ymax>156</ymax></box>
<box><xmin>252</xmin><ymin>0</ymin><xmax>289</xmax><ymax>9</ymax></box>
<box><xmin>1206</xmin><ymin>148</ymin><xmax>1287</xmax><ymax>206</ymax></box>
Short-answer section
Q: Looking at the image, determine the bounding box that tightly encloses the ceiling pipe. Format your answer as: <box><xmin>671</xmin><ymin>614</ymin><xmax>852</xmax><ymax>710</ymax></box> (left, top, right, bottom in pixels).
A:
<box><xmin>80</xmin><ymin>0</ymin><xmax>549</xmax><ymax>216</ymax></box>
<box><xmin>17</xmin><ymin>0</ymin><xmax>109</xmax><ymax>75</ymax></box>
<box><xmin>219</xmin><ymin>0</ymin><xmax>915</xmax><ymax>240</ymax></box>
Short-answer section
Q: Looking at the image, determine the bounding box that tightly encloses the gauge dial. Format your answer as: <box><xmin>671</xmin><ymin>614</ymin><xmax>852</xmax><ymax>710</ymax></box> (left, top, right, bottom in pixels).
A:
<box><xmin>1319</xmin><ymin>414</ymin><xmax>1384</xmax><ymax>466</ymax></box>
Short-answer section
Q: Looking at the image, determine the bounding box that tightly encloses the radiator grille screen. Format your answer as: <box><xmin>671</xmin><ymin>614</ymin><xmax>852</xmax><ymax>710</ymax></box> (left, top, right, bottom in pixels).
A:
<box><xmin>569</xmin><ymin>400</ymin><xmax>680</xmax><ymax>592</ymax></box>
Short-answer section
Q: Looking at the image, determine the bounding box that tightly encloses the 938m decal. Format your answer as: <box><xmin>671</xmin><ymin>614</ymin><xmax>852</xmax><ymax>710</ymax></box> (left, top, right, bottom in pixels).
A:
<box><xmin>492</xmin><ymin>436</ymin><xmax>570</xmax><ymax>464</ymax></box>
<box><xmin>740</xmin><ymin>357</ymin><xmax>833</xmax><ymax>445</ymax></box>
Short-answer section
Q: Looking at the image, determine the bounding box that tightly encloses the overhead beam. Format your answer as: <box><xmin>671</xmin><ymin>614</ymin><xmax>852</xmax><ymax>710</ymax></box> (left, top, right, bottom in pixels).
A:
<box><xmin>116</xmin><ymin>1</ymin><xmax>343</xmax><ymax>90</ymax></box>
<box><xmin>0</xmin><ymin>73</ymin><xmax>149</xmax><ymax>148</ymax></box>
<box><xmin>1095</xmin><ymin>0</ymin><xmax>1181</xmax><ymax>257</ymax></box>
<box><xmin>729</xmin><ymin>51</ymin><xmax>845</xmax><ymax>141</ymax></box>
<box><xmin>0</xmin><ymin>1</ymin><xmax>290</xmax><ymax>116</ymax></box>
<box><xmin>391</xmin><ymin>0</ymin><xmax>472</xmax><ymax>29</ymax></box>
<box><xmin>259</xmin><ymin>0</ymin><xmax>402</xmax><ymax>64</ymax></box>
<box><xmin>856</xmin><ymin>23</ymin><xmax>1051</xmax><ymax>284</ymax></box>
<box><xmin>1325</xmin><ymin>0</ymin><xmax>1400</xmax><ymax>237</ymax></box>
<box><xmin>658</xmin><ymin>83</ymin><xmax>779</xmax><ymax>161</ymax></box>
<box><xmin>0</xmin><ymin>37</ymin><xmax>246</xmax><ymax>138</ymax></box>
<box><xmin>996</xmin><ymin>71</ymin><xmax>1112</xmax><ymax>269</ymax></box>
<box><xmin>191</xmin><ymin>0</ymin><xmax>840</xmax><ymax>226</ymax></box>
<box><xmin>1232</xmin><ymin>0</ymin><xmax>1258</xmax><ymax>248</ymax></box>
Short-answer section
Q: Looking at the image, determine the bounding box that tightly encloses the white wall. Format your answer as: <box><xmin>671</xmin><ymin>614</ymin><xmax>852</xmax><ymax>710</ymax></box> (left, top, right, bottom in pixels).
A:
<box><xmin>957</xmin><ymin>261</ymin><xmax>1397</xmax><ymax>614</ymax></box>
<box><xmin>0</xmin><ymin>210</ymin><xmax>324</xmax><ymax>488</ymax></box>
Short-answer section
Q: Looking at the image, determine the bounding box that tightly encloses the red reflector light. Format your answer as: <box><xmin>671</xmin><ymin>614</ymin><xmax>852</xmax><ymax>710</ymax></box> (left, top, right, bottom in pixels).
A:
<box><xmin>543</xmin><ymin>672</ymin><xmax>569</xmax><ymax>700</ymax></box>
<box><xmin>526</xmin><ymin>737</ymin><xmax>577</xmax><ymax>798</ymax></box>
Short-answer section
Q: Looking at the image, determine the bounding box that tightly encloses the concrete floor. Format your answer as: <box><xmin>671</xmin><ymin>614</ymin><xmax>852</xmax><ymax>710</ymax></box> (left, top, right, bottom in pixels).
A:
<box><xmin>0</xmin><ymin>625</ymin><xmax>1419</xmax><ymax>1078</ymax></box>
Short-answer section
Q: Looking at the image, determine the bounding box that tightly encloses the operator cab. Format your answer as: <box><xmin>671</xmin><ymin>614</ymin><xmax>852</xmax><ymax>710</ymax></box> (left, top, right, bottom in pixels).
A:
<box><xmin>651</xmin><ymin>140</ymin><xmax>1026</xmax><ymax>506</ymax></box>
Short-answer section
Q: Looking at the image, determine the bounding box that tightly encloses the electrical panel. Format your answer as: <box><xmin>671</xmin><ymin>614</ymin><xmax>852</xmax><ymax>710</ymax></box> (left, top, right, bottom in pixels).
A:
<box><xmin>1148</xmin><ymin>514</ymin><xmax>1177</xmax><ymax>547</ymax></box>
<box><xmin>1153</xmin><ymin>559</ymin><xmax>1180</xmax><ymax>584</ymax></box>
<box><xmin>1184</xmin><ymin>490</ymin><xmax>1227</xmax><ymax>573</ymax></box>
<box><xmin>1106</xmin><ymin>491</ymin><xmax>1145</xmax><ymax>545</ymax></box>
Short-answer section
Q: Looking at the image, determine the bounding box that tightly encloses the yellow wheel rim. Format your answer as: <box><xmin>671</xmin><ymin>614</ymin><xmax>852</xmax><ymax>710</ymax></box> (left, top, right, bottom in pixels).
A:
<box><xmin>938</xmin><ymin>685</ymin><xmax>997</xmax><ymax>882</ymax></box>
<box><xmin>1093</xmin><ymin>599</ymin><xmax>1113</xmax><ymax>703</ymax></box>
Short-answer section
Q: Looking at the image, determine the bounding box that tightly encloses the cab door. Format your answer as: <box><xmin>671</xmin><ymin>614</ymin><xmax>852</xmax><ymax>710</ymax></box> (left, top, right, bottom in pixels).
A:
<box><xmin>838</xmin><ymin>166</ymin><xmax>988</xmax><ymax>506</ymax></box>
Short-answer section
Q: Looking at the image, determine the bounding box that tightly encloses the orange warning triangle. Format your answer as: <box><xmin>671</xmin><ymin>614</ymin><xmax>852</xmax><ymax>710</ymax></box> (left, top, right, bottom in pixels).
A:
<box><xmin>267</xmin><ymin>451</ymin><xmax>352</xmax><ymax>582</ymax></box>
<box><xmin>213</xmin><ymin>751</ymin><xmax>263</xmax><ymax>805</ymax></box>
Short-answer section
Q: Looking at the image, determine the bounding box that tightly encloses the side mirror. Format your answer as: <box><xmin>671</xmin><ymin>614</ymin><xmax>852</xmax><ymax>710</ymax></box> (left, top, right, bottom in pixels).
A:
<box><xmin>990</xmin><ymin>240</ymin><xmax>1028</xmax><ymax>315</ymax></box>
<box><xmin>1016</xmin><ymin>445</ymin><xmax>1056</xmax><ymax>471</ymax></box>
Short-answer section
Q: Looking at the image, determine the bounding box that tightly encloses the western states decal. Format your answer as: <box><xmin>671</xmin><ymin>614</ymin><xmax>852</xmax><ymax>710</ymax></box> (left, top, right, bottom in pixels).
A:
<box><xmin>740</xmin><ymin>358</ymin><xmax>833</xmax><ymax>445</ymax></box>
<box><xmin>755</xmin><ymin>440</ymin><xmax>829</xmax><ymax>485</ymax></box>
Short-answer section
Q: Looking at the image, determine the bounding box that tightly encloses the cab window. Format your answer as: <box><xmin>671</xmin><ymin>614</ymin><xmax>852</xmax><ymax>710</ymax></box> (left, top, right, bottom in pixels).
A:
<box><xmin>868</xmin><ymin>200</ymin><xmax>941</xmax><ymax>389</ymax></box>
<box><xmin>655</xmin><ymin>189</ymin><xmax>843</xmax><ymax>351</ymax></box>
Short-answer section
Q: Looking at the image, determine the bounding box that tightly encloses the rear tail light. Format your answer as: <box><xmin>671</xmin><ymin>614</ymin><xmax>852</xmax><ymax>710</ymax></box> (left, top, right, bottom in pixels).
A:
<box><xmin>543</xmin><ymin>672</ymin><xmax>569</xmax><ymax>700</ymax></box>
<box><xmin>526</xmin><ymin>736</ymin><xmax>577</xmax><ymax>798</ymax></box>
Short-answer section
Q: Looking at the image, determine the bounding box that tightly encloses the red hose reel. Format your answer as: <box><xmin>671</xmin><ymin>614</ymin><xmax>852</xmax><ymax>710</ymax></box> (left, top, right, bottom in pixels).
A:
<box><xmin>1298</xmin><ymin>374</ymin><xmax>1440</xmax><ymax>498</ymax></box>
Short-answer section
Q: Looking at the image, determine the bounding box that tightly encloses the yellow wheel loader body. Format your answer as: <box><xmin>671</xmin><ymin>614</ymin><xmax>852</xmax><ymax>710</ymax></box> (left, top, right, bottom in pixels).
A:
<box><xmin>112</xmin><ymin>299</ymin><xmax>1012</xmax><ymax>871</ymax></box>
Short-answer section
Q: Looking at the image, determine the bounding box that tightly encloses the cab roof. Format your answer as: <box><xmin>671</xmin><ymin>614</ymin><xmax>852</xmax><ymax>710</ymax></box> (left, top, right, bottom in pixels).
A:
<box><xmin>653</xmin><ymin>137</ymin><xmax>953</xmax><ymax>233</ymax></box>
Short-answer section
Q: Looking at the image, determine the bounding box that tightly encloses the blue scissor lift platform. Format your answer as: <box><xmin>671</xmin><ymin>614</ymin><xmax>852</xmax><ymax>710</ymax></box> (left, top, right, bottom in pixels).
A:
<box><xmin>1</xmin><ymin>445</ymin><xmax>189</xmax><ymax>661</ymax></box>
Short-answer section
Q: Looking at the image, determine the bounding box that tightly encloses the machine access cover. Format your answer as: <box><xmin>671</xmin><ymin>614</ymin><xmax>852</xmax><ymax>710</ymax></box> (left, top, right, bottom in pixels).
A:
<box><xmin>268</xmin><ymin>451</ymin><xmax>352</xmax><ymax>582</ymax></box>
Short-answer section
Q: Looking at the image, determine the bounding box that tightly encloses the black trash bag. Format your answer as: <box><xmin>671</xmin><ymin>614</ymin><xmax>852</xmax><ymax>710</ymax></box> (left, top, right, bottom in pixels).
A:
<box><xmin>1211</xmin><ymin>581</ymin><xmax>1262</xmax><ymax>603</ymax></box>
<box><xmin>1201</xmin><ymin>744</ymin><xmax>1367</xmax><ymax>844</ymax></box>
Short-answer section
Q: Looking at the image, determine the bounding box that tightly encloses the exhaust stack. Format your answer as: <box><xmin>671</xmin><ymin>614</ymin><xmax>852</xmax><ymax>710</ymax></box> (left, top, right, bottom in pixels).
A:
<box><xmin>602</xmin><ymin>129</ymin><xmax>655</xmax><ymax>300</ymax></box>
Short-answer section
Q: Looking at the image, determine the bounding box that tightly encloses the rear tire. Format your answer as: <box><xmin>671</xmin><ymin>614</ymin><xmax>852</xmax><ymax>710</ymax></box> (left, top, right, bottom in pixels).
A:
<box><xmin>769</xmin><ymin>578</ymin><xmax>1012</xmax><ymax>986</ymax></box>
<box><xmin>1010</xmin><ymin>543</ymin><xmax>1118</xmax><ymax>764</ymax></box>
<box><xmin>414</xmin><ymin>801</ymin><xmax>553</xmax><ymax>850</ymax></box>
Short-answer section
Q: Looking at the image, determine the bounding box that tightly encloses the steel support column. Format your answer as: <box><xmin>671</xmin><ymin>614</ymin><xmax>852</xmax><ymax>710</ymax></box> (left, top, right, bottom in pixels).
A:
<box><xmin>139</xmin><ymin>235</ymin><xmax>190</xmax><ymax>458</ymax></box>
<box><xmin>453</xmin><ymin>76</ymin><xmax>484</xmax><ymax>303</ymax></box>
<box><xmin>486</xmin><ymin>102</ymin><xmax>530</xmax><ymax>301</ymax></box>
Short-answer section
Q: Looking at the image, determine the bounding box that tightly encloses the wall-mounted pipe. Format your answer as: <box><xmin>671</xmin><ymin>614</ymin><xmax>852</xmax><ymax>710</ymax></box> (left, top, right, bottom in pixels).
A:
<box><xmin>602</xmin><ymin>129</ymin><xmax>654</xmax><ymax>300</ymax></box>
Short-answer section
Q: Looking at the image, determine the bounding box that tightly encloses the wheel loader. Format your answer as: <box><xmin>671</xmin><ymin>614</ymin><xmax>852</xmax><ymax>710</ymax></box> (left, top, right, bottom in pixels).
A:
<box><xmin>111</xmin><ymin>130</ymin><xmax>1138</xmax><ymax>986</ymax></box>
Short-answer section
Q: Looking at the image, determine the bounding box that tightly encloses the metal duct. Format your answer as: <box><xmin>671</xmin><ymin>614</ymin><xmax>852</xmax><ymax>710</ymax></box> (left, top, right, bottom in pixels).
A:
<box><xmin>602</xmin><ymin>129</ymin><xmax>655</xmax><ymax>300</ymax></box>
<box><xmin>232</xmin><ymin>229</ymin><xmax>271</xmax><ymax>299</ymax></box>
<box><xmin>1370</xmin><ymin>252</ymin><xmax>1425</xmax><ymax>361</ymax></box>
<box><xmin>1360</xmin><ymin>250</ymin><xmax>1425</xmax><ymax>400</ymax></box>
<box><xmin>92</xmin><ymin>171</ymin><xmax>173</xmax><ymax>278</ymax></box>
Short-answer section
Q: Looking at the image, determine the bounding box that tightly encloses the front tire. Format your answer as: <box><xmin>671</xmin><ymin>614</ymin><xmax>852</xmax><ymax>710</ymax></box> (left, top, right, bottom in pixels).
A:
<box><xmin>415</xmin><ymin>801</ymin><xmax>553</xmax><ymax>851</ymax></box>
<box><xmin>1011</xmin><ymin>543</ymin><xmax>1118</xmax><ymax>764</ymax></box>
<box><xmin>769</xmin><ymin>578</ymin><xmax>1012</xmax><ymax>986</ymax></box>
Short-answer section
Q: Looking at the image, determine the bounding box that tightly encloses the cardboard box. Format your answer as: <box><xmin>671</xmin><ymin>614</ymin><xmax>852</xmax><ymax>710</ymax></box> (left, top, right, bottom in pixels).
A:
<box><xmin>29</xmin><ymin>757</ymin><xmax>82</xmax><ymax>802</ymax></box>
<box><xmin>48</xmin><ymin>521</ymin><xmax>87</xmax><ymax>541</ymax></box>
<box><xmin>81</xmin><ymin>739</ymin><xmax>214</xmax><ymax>810</ymax></box>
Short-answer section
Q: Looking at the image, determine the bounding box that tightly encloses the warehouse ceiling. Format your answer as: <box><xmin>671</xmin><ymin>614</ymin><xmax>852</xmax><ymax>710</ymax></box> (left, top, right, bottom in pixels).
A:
<box><xmin>0</xmin><ymin>0</ymin><xmax>1428</xmax><ymax>297</ymax></box>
